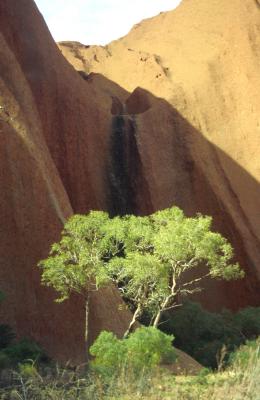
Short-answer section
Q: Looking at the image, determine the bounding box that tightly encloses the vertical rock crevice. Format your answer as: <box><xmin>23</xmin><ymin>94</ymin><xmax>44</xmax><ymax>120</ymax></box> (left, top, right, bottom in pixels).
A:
<box><xmin>108</xmin><ymin>99</ymin><xmax>152</xmax><ymax>216</ymax></box>
<box><xmin>109</xmin><ymin>113</ymin><xmax>137</xmax><ymax>215</ymax></box>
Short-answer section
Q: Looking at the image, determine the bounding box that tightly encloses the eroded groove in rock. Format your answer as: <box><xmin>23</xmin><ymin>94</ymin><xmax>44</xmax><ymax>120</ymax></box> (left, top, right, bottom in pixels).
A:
<box><xmin>59</xmin><ymin>0</ymin><xmax>260</xmax><ymax>309</ymax></box>
<box><xmin>109</xmin><ymin>110</ymin><xmax>152</xmax><ymax>216</ymax></box>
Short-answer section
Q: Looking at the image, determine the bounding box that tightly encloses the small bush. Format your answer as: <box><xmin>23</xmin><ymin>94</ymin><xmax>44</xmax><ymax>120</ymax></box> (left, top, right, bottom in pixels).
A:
<box><xmin>89</xmin><ymin>331</ymin><xmax>126</xmax><ymax>377</ymax></box>
<box><xmin>18</xmin><ymin>362</ymin><xmax>39</xmax><ymax>378</ymax></box>
<box><xmin>160</xmin><ymin>301</ymin><xmax>260</xmax><ymax>369</ymax></box>
<box><xmin>90</xmin><ymin>327</ymin><xmax>176</xmax><ymax>379</ymax></box>
<box><xmin>0</xmin><ymin>338</ymin><xmax>48</xmax><ymax>370</ymax></box>
<box><xmin>233</xmin><ymin>307</ymin><xmax>260</xmax><ymax>338</ymax></box>
<box><xmin>126</xmin><ymin>326</ymin><xmax>176</xmax><ymax>369</ymax></box>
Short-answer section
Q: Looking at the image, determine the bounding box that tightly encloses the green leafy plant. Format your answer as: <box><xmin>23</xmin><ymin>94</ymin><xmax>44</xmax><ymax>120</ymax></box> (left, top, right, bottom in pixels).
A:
<box><xmin>160</xmin><ymin>301</ymin><xmax>260</xmax><ymax>369</ymax></box>
<box><xmin>90</xmin><ymin>327</ymin><xmax>176</xmax><ymax>379</ymax></box>
<box><xmin>0</xmin><ymin>340</ymin><xmax>259</xmax><ymax>399</ymax></box>
<box><xmin>3</xmin><ymin>338</ymin><xmax>47</xmax><ymax>364</ymax></box>
<box><xmin>228</xmin><ymin>339</ymin><xmax>260</xmax><ymax>369</ymax></box>
<box><xmin>89</xmin><ymin>331</ymin><xmax>126</xmax><ymax>378</ymax></box>
<box><xmin>108</xmin><ymin>208</ymin><xmax>244</xmax><ymax>333</ymax></box>
<box><xmin>125</xmin><ymin>326</ymin><xmax>176</xmax><ymax>368</ymax></box>
<box><xmin>0</xmin><ymin>338</ymin><xmax>48</xmax><ymax>370</ymax></box>
<box><xmin>39</xmin><ymin>211</ymin><xmax>117</xmax><ymax>346</ymax></box>
<box><xmin>18</xmin><ymin>361</ymin><xmax>39</xmax><ymax>378</ymax></box>
<box><xmin>39</xmin><ymin>206</ymin><xmax>244</xmax><ymax>340</ymax></box>
<box><xmin>233</xmin><ymin>307</ymin><xmax>260</xmax><ymax>339</ymax></box>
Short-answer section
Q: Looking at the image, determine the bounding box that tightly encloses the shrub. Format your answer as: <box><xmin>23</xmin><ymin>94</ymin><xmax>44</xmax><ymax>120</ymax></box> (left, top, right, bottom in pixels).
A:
<box><xmin>161</xmin><ymin>301</ymin><xmax>231</xmax><ymax>368</ymax></box>
<box><xmin>160</xmin><ymin>301</ymin><xmax>260</xmax><ymax>369</ymax></box>
<box><xmin>0</xmin><ymin>338</ymin><xmax>48</xmax><ymax>369</ymax></box>
<box><xmin>126</xmin><ymin>326</ymin><xmax>176</xmax><ymax>370</ymax></box>
<box><xmin>18</xmin><ymin>362</ymin><xmax>39</xmax><ymax>378</ymax></box>
<box><xmin>89</xmin><ymin>331</ymin><xmax>126</xmax><ymax>377</ymax></box>
<box><xmin>233</xmin><ymin>307</ymin><xmax>260</xmax><ymax>339</ymax></box>
<box><xmin>90</xmin><ymin>327</ymin><xmax>176</xmax><ymax>379</ymax></box>
<box><xmin>4</xmin><ymin>338</ymin><xmax>47</xmax><ymax>363</ymax></box>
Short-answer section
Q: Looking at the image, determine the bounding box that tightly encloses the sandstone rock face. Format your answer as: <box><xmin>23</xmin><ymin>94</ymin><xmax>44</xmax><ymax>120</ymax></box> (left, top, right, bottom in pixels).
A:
<box><xmin>1</xmin><ymin>0</ymin><xmax>260</xmax><ymax>366</ymax></box>
<box><xmin>0</xmin><ymin>0</ymin><xmax>130</xmax><ymax>363</ymax></box>
<box><xmin>59</xmin><ymin>0</ymin><xmax>260</xmax><ymax>310</ymax></box>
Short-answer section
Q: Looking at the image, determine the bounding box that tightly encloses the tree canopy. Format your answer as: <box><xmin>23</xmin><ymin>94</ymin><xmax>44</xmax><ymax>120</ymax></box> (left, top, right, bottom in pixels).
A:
<box><xmin>39</xmin><ymin>206</ymin><xmax>244</xmax><ymax>337</ymax></box>
<box><xmin>106</xmin><ymin>208</ymin><xmax>243</xmax><ymax>330</ymax></box>
<box><xmin>39</xmin><ymin>211</ymin><xmax>112</xmax><ymax>302</ymax></box>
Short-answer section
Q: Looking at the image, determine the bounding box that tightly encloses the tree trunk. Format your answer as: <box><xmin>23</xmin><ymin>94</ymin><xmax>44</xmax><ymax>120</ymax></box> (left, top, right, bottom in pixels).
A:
<box><xmin>153</xmin><ymin>309</ymin><xmax>163</xmax><ymax>328</ymax></box>
<box><xmin>123</xmin><ymin>304</ymin><xmax>141</xmax><ymax>338</ymax></box>
<box><xmin>85</xmin><ymin>296</ymin><xmax>89</xmax><ymax>358</ymax></box>
<box><xmin>153</xmin><ymin>295</ymin><xmax>172</xmax><ymax>328</ymax></box>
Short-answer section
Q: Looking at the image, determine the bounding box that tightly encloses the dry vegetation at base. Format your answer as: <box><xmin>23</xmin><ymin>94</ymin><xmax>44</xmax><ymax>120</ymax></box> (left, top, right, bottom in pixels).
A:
<box><xmin>0</xmin><ymin>341</ymin><xmax>259</xmax><ymax>400</ymax></box>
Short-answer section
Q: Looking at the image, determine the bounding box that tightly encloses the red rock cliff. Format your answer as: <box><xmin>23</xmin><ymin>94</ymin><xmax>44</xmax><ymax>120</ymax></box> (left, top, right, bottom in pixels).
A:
<box><xmin>0</xmin><ymin>0</ymin><xmax>260</xmax><ymax>364</ymax></box>
<box><xmin>0</xmin><ymin>0</ymin><xmax>131</xmax><ymax>363</ymax></box>
<box><xmin>59</xmin><ymin>0</ymin><xmax>260</xmax><ymax>310</ymax></box>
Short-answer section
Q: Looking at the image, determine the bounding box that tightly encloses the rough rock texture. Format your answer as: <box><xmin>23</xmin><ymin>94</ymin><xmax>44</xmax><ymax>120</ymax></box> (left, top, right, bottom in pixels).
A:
<box><xmin>59</xmin><ymin>0</ymin><xmax>260</xmax><ymax>310</ymax></box>
<box><xmin>0</xmin><ymin>0</ymin><xmax>131</xmax><ymax>363</ymax></box>
<box><xmin>1</xmin><ymin>0</ymin><xmax>260</xmax><ymax>368</ymax></box>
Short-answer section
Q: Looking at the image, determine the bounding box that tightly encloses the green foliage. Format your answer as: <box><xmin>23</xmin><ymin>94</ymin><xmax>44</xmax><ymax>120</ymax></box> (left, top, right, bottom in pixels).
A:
<box><xmin>90</xmin><ymin>327</ymin><xmax>176</xmax><ymax>378</ymax></box>
<box><xmin>161</xmin><ymin>301</ymin><xmax>232</xmax><ymax>367</ymax></box>
<box><xmin>161</xmin><ymin>301</ymin><xmax>260</xmax><ymax>369</ymax></box>
<box><xmin>233</xmin><ymin>307</ymin><xmax>260</xmax><ymax>338</ymax></box>
<box><xmin>0</xmin><ymin>338</ymin><xmax>48</xmax><ymax>369</ymax></box>
<box><xmin>0</xmin><ymin>342</ymin><xmax>259</xmax><ymax>400</ymax></box>
<box><xmin>39</xmin><ymin>211</ymin><xmax>114</xmax><ymax>301</ymax></box>
<box><xmin>108</xmin><ymin>207</ymin><xmax>243</xmax><ymax>327</ymax></box>
<box><xmin>0</xmin><ymin>292</ymin><xmax>45</xmax><ymax>371</ymax></box>
<box><xmin>18</xmin><ymin>361</ymin><xmax>39</xmax><ymax>378</ymax></box>
<box><xmin>39</xmin><ymin>206</ymin><xmax>244</xmax><ymax>334</ymax></box>
<box><xmin>108</xmin><ymin>252</ymin><xmax>166</xmax><ymax>317</ymax></box>
<box><xmin>228</xmin><ymin>339</ymin><xmax>260</xmax><ymax>369</ymax></box>
<box><xmin>125</xmin><ymin>326</ymin><xmax>176</xmax><ymax>368</ymax></box>
<box><xmin>89</xmin><ymin>331</ymin><xmax>126</xmax><ymax>377</ymax></box>
<box><xmin>3</xmin><ymin>338</ymin><xmax>46</xmax><ymax>363</ymax></box>
<box><xmin>150</xmin><ymin>207</ymin><xmax>242</xmax><ymax>281</ymax></box>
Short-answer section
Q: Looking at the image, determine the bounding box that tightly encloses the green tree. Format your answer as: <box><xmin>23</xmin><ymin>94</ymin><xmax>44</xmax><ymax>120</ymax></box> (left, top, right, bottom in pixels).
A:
<box><xmin>39</xmin><ymin>207</ymin><xmax>244</xmax><ymax>340</ymax></box>
<box><xmin>38</xmin><ymin>211</ymin><xmax>117</xmax><ymax>347</ymax></box>
<box><xmin>108</xmin><ymin>208</ymin><xmax>244</xmax><ymax>331</ymax></box>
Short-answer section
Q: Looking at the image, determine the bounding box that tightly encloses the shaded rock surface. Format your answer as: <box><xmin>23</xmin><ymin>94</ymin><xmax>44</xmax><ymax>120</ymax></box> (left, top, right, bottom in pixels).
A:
<box><xmin>0</xmin><ymin>0</ymin><xmax>131</xmax><ymax>363</ymax></box>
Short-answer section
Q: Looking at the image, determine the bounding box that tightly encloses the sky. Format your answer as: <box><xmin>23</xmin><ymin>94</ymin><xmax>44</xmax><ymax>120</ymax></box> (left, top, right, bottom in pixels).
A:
<box><xmin>34</xmin><ymin>0</ymin><xmax>182</xmax><ymax>45</ymax></box>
